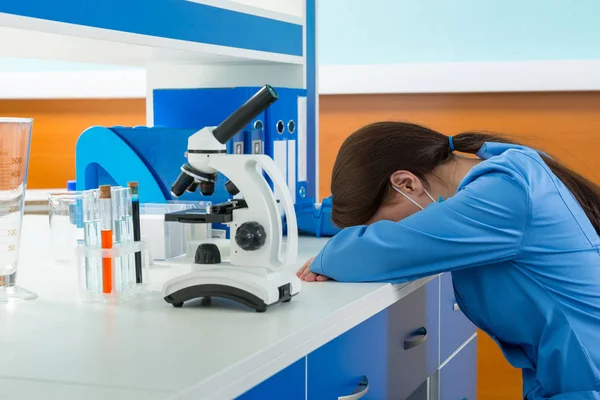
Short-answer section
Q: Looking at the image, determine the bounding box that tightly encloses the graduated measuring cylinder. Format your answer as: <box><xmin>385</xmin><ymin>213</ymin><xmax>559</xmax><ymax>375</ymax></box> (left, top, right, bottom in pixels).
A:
<box><xmin>0</xmin><ymin>118</ymin><xmax>36</xmax><ymax>302</ymax></box>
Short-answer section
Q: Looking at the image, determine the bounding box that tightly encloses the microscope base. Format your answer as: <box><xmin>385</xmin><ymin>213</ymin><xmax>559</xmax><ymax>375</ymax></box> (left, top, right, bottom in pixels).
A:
<box><xmin>162</xmin><ymin>267</ymin><xmax>301</xmax><ymax>312</ymax></box>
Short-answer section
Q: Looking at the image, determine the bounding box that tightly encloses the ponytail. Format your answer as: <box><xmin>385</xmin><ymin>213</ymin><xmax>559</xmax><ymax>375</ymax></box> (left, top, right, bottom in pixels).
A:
<box><xmin>452</xmin><ymin>131</ymin><xmax>600</xmax><ymax>236</ymax></box>
<box><xmin>330</xmin><ymin>121</ymin><xmax>600</xmax><ymax>232</ymax></box>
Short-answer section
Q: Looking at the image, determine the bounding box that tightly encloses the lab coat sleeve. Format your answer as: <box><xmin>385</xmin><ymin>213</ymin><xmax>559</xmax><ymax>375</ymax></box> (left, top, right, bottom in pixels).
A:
<box><xmin>310</xmin><ymin>170</ymin><xmax>530</xmax><ymax>283</ymax></box>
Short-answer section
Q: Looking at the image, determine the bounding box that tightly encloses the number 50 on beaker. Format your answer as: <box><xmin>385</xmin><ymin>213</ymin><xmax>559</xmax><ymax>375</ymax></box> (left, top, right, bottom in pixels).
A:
<box><xmin>0</xmin><ymin>118</ymin><xmax>36</xmax><ymax>302</ymax></box>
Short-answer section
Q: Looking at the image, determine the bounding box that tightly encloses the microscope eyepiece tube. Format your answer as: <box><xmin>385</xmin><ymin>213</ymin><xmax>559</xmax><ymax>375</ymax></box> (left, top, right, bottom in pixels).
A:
<box><xmin>212</xmin><ymin>85</ymin><xmax>278</xmax><ymax>145</ymax></box>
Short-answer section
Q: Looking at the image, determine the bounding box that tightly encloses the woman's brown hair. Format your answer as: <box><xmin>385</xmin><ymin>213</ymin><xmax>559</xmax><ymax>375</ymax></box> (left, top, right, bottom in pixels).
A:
<box><xmin>330</xmin><ymin>121</ymin><xmax>600</xmax><ymax>235</ymax></box>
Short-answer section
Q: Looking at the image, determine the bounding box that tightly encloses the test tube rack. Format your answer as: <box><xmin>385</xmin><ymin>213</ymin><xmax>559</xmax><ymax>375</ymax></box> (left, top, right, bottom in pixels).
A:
<box><xmin>76</xmin><ymin>240</ymin><xmax>150</xmax><ymax>304</ymax></box>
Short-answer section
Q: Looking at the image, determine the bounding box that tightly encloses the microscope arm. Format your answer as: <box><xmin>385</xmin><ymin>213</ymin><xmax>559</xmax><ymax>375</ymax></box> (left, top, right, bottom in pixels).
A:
<box><xmin>256</xmin><ymin>155</ymin><xmax>298</xmax><ymax>269</ymax></box>
<box><xmin>208</xmin><ymin>154</ymin><xmax>298</xmax><ymax>269</ymax></box>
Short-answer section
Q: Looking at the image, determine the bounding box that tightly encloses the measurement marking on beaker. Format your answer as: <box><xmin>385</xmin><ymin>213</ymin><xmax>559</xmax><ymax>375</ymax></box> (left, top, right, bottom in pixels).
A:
<box><xmin>0</xmin><ymin>208</ymin><xmax>21</xmax><ymax>216</ymax></box>
<box><xmin>0</xmin><ymin>228</ymin><xmax>18</xmax><ymax>237</ymax></box>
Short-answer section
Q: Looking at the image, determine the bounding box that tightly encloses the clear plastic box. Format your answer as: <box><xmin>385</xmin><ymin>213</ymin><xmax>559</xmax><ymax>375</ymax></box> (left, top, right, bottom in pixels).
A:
<box><xmin>76</xmin><ymin>241</ymin><xmax>150</xmax><ymax>303</ymax></box>
<box><xmin>140</xmin><ymin>202</ymin><xmax>212</xmax><ymax>261</ymax></box>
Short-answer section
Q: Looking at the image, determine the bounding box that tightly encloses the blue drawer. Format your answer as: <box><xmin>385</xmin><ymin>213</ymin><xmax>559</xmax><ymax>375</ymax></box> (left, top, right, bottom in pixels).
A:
<box><xmin>440</xmin><ymin>273</ymin><xmax>477</xmax><ymax>362</ymax></box>
<box><xmin>388</xmin><ymin>277</ymin><xmax>440</xmax><ymax>399</ymax></box>
<box><xmin>440</xmin><ymin>336</ymin><xmax>478</xmax><ymax>400</ymax></box>
<box><xmin>237</xmin><ymin>358</ymin><xmax>305</xmax><ymax>400</ymax></box>
<box><xmin>307</xmin><ymin>309</ymin><xmax>389</xmax><ymax>399</ymax></box>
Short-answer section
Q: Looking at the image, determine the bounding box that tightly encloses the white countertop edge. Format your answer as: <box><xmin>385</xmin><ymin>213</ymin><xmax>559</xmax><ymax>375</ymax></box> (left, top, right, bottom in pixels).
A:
<box><xmin>177</xmin><ymin>276</ymin><xmax>436</xmax><ymax>400</ymax></box>
<box><xmin>7</xmin><ymin>59</ymin><xmax>600</xmax><ymax>100</ymax></box>
<box><xmin>319</xmin><ymin>59</ymin><xmax>600</xmax><ymax>94</ymax></box>
<box><xmin>0</xmin><ymin>70</ymin><xmax>146</xmax><ymax>99</ymax></box>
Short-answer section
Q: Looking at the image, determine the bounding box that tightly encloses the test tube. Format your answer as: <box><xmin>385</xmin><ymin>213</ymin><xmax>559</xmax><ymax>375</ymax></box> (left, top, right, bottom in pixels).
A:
<box><xmin>82</xmin><ymin>189</ymin><xmax>101</xmax><ymax>292</ymax></box>
<box><xmin>111</xmin><ymin>186</ymin><xmax>134</xmax><ymax>292</ymax></box>
<box><xmin>99</xmin><ymin>186</ymin><xmax>113</xmax><ymax>294</ymax></box>
<box><xmin>128</xmin><ymin>182</ymin><xmax>143</xmax><ymax>284</ymax></box>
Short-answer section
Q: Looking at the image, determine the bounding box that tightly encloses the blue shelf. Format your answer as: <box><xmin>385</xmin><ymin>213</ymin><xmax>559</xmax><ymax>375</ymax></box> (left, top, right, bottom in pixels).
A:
<box><xmin>0</xmin><ymin>0</ymin><xmax>302</xmax><ymax>56</ymax></box>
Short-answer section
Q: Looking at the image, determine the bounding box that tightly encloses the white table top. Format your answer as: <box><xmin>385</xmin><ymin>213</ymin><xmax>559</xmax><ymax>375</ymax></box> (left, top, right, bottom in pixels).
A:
<box><xmin>2</xmin><ymin>216</ymin><xmax>431</xmax><ymax>400</ymax></box>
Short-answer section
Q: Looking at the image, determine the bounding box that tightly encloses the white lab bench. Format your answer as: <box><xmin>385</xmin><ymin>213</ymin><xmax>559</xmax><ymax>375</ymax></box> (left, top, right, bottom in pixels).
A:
<box><xmin>1</xmin><ymin>216</ymin><xmax>477</xmax><ymax>400</ymax></box>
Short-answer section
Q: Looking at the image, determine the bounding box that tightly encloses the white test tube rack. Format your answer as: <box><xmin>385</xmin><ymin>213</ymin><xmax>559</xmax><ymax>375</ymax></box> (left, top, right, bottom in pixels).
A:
<box><xmin>76</xmin><ymin>240</ymin><xmax>150</xmax><ymax>303</ymax></box>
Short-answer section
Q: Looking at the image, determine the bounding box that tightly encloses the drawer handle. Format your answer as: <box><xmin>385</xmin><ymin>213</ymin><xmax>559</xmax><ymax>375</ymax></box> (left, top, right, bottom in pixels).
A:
<box><xmin>404</xmin><ymin>327</ymin><xmax>428</xmax><ymax>350</ymax></box>
<box><xmin>338</xmin><ymin>376</ymin><xmax>369</xmax><ymax>400</ymax></box>
<box><xmin>453</xmin><ymin>302</ymin><xmax>460</xmax><ymax>311</ymax></box>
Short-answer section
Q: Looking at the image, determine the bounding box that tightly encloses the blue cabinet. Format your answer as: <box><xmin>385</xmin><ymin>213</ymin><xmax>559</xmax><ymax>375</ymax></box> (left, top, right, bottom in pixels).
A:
<box><xmin>238</xmin><ymin>276</ymin><xmax>477</xmax><ymax>400</ymax></box>
<box><xmin>440</xmin><ymin>273</ymin><xmax>477</xmax><ymax>362</ymax></box>
<box><xmin>388</xmin><ymin>277</ymin><xmax>440</xmax><ymax>399</ymax></box>
<box><xmin>237</xmin><ymin>358</ymin><xmax>305</xmax><ymax>400</ymax></box>
<box><xmin>440</xmin><ymin>336</ymin><xmax>478</xmax><ymax>400</ymax></box>
<box><xmin>307</xmin><ymin>309</ymin><xmax>389</xmax><ymax>399</ymax></box>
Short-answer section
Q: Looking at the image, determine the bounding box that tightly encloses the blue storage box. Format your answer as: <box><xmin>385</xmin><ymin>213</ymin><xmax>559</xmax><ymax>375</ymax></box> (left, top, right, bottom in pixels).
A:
<box><xmin>295</xmin><ymin>196</ymin><xmax>341</xmax><ymax>238</ymax></box>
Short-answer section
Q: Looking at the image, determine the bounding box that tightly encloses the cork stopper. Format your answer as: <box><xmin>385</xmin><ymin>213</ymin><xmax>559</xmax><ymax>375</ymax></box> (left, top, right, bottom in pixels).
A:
<box><xmin>99</xmin><ymin>185</ymin><xmax>112</xmax><ymax>199</ymax></box>
<box><xmin>127</xmin><ymin>181</ymin><xmax>139</xmax><ymax>196</ymax></box>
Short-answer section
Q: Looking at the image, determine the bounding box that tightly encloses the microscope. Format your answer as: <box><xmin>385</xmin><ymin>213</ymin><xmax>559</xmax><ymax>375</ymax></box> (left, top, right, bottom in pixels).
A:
<box><xmin>162</xmin><ymin>85</ymin><xmax>301</xmax><ymax>312</ymax></box>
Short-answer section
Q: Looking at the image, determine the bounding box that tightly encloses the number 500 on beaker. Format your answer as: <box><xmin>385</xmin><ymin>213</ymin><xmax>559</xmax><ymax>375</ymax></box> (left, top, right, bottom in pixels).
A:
<box><xmin>0</xmin><ymin>118</ymin><xmax>36</xmax><ymax>302</ymax></box>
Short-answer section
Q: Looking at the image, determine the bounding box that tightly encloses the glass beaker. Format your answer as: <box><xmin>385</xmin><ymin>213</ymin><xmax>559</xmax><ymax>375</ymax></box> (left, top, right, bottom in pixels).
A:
<box><xmin>49</xmin><ymin>192</ymin><xmax>84</xmax><ymax>265</ymax></box>
<box><xmin>0</xmin><ymin>118</ymin><xmax>36</xmax><ymax>302</ymax></box>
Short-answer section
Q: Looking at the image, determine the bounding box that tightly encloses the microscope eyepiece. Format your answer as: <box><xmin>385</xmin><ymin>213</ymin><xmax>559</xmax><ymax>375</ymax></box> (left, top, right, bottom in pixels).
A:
<box><xmin>212</xmin><ymin>85</ymin><xmax>278</xmax><ymax>145</ymax></box>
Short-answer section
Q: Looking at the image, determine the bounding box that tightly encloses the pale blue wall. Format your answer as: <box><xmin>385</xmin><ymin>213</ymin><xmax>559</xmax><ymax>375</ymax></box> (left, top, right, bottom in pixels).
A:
<box><xmin>3</xmin><ymin>1</ymin><xmax>600</xmax><ymax>71</ymax></box>
<box><xmin>318</xmin><ymin>0</ymin><xmax>600</xmax><ymax>65</ymax></box>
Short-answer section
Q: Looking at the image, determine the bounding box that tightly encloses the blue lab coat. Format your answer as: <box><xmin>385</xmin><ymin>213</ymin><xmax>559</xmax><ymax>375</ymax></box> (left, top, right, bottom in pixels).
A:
<box><xmin>311</xmin><ymin>143</ymin><xmax>600</xmax><ymax>399</ymax></box>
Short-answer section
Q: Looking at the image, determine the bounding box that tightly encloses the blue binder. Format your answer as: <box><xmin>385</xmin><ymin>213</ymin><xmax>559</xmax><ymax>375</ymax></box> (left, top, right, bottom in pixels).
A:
<box><xmin>263</xmin><ymin>87</ymin><xmax>307</xmax><ymax>205</ymax></box>
<box><xmin>245</xmin><ymin>128</ymin><xmax>264</xmax><ymax>155</ymax></box>
<box><xmin>152</xmin><ymin>86</ymin><xmax>308</xmax><ymax>206</ymax></box>
<box><xmin>295</xmin><ymin>94</ymin><xmax>309</xmax><ymax>202</ymax></box>
<box><xmin>227</xmin><ymin>131</ymin><xmax>246</xmax><ymax>155</ymax></box>
<box><xmin>153</xmin><ymin>86</ymin><xmax>266</xmax><ymax>198</ymax></box>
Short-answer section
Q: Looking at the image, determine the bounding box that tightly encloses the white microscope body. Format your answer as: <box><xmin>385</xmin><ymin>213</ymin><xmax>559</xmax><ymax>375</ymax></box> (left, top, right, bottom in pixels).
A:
<box><xmin>162</xmin><ymin>86</ymin><xmax>301</xmax><ymax>312</ymax></box>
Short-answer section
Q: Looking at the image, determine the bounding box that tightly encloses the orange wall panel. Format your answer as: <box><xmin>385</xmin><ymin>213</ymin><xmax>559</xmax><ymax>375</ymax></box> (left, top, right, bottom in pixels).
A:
<box><xmin>319</xmin><ymin>92</ymin><xmax>600</xmax><ymax>197</ymax></box>
<box><xmin>0</xmin><ymin>99</ymin><xmax>146</xmax><ymax>189</ymax></box>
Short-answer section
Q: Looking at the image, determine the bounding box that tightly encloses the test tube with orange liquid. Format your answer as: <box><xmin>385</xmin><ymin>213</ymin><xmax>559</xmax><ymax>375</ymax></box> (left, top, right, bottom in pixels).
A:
<box><xmin>99</xmin><ymin>185</ymin><xmax>113</xmax><ymax>294</ymax></box>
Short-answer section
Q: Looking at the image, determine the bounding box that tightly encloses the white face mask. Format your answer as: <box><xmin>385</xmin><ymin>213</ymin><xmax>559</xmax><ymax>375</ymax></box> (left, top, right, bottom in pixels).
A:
<box><xmin>392</xmin><ymin>185</ymin><xmax>437</xmax><ymax>210</ymax></box>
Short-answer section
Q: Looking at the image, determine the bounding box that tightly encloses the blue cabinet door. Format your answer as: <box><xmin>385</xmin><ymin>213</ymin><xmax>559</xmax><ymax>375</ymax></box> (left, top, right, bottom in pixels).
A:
<box><xmin>387</xmin><ymin>277</ymin><xmax>440</xmax><ymax>399</ymax></box>
<box><xmin>440</xmin><ymin>336</ymin><xmax>478</xmax><ymax>400</ymax></box>
<box><xmin>237</xmin><ymin>358</ymin><xmax>305</xmax><ymax>400</ymax></box>
<box><xmin>440</xmin><ymin>273</ymin><xmax>477</xmax><ymax>363</ymax></box>
<box><xmin>307</xmin><ymin>309</ymin><xmax>389</xmax><ymax>399</ymax></box>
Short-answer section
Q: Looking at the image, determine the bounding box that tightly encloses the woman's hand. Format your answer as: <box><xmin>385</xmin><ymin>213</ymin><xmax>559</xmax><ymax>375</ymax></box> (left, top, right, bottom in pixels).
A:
<box><xmin>296</xmin><ymin>257</ymin><xmax>330</xmax><ymax>282</ymax></box>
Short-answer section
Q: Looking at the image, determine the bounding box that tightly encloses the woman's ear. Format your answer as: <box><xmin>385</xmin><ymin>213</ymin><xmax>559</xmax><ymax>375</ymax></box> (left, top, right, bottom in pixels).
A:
<box><xmin>390</xmin><ymin>171</ymin><xmax>423</xmax><ymax>194</ymax></box>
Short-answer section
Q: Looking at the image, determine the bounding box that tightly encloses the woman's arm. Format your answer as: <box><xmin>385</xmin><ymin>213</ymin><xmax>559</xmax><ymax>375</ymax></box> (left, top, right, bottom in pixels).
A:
<box><xmin>310</xmin><ymin>170</ymin><xmax>530</xmax><ymax>283</ymax></box>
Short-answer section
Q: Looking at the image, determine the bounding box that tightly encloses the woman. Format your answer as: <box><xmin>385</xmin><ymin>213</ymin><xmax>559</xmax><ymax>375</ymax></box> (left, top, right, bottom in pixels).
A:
<box><xmin>296</xmin><ymin>122</ymin><xmax>600</xmax><ymax>399</ymax></box>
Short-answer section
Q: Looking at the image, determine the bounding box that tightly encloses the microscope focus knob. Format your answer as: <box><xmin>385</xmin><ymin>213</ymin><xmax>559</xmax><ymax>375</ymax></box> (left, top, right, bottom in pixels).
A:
<box><xmin>235</xmin><ymin>222</ymin><xmax>266</xmax><ymax>251</ymax></box>
<box><xmin>195</xmin><ymin>243</ymin><xmax>222</xmax><ymax>264</ymax></box>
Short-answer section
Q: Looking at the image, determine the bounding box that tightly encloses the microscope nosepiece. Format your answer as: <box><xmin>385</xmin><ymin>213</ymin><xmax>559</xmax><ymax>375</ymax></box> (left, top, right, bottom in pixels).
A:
<box><xmin>200</xmin><ymin>181</ymin><xmax>215</xmax><ymax>196</ymax></box>
<box><xmin>186</xmin><ymin>181</ymin><xmax>200</xmax><ymax>193</ymax></box>
<box><xmin>171</xmin><ymin>171</ymin><xmax>195</xmax><ymax>197</ymax></box>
